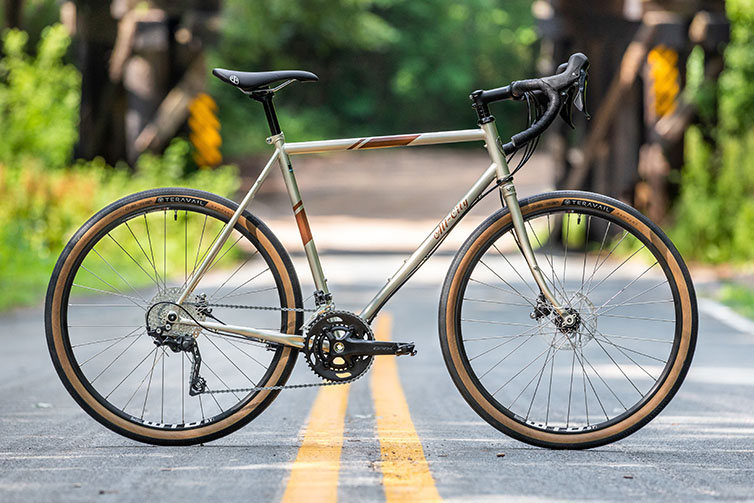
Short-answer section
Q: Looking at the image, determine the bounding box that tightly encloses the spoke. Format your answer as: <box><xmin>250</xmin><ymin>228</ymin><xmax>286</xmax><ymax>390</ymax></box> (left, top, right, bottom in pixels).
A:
<box><xmin>496</xmin><ymin>339</ymin><xmax>565</xmax><ymax>402</ymax></box>
<box><xmin>208</xmin><ymin>251</ymin><xmax>259</xmax><ymax>299</ymax></box>
<box><xmin>478</xmin><ymin>259</ymin><xmax>537</xmax><ymax>309</ymax></box>
<box><xmin>185</xmin><ymin>210</ymin><xmax>188</xmax><ymax>285</ymax></box>
<box><xmin>576</xmin><ymin>345</ymin><xmax>609</xmax><ymax>421</ymax></box>
<box><xmin>566</xmin><ymin>348</ymin><xmax>576</xmax><ymax>427</ymax></box>
<box><xmin>581</xmin><ymin>215</ymin><xmax>591</xmax><ymax>288</ymax></box>
<box><xmin>205</xmin><ymin>235</ymin><xmax>245</xmax><ymax>276</ymax></box>
<box><xmin>143</xmin><ymin>214</ymin><xmax>163</xmax><ymax>291</ymax></box>
<box><xmin>201</xmin><ymin>359</ymin><xmax>242</xmax><ymax>401</ymax></box>
<box><xmin>181</xmin><ymin>352</ymin><xmax>185</xmax><ymax>424</ymax></box>
<box><xmin>590</xmin><ymin>333</ymin><xmax>672</xmax><ymax>344</ymax></box>
<box><xmin>477</xmin><ymin>334</ymin><xmax>536</xmax><ymax>379</ymax></box>
<box><xmin>491</xmin><ymin>243</ymin><xmax>538</xmax><ymax>297</ymax></box>
<box><xmin>205</xmin><ymin>333</ymin><xmax>270</xmax><ymax>369</ymax></box>
<box><xmin>467</xmin><ymin>324</ymin><xmax>542</xmax><ymax>360</ymax></box>
<box><xmin>597</xmin><ymin>313</ymin><xmax>674</xmax><ymax>323</ymax></box>
<box><xmin>216</xmin><ymin>284</ymin><xmax>276</xmax><ymax>301</ymax></box>
<box><xmin>583</xmin><ymin>231</ymin><xmax>631</xmax><ymax>294</ymax></box>
<box><xmin>591</xmin><ymin>280</ymin><xmax>670</xmax><ymax>319</ymax></box>
<box><xmin>90</xmin><ymin>331</ymin><xmax>144</xmax><ymax>382</ymax></box>
<box><xmin>468</xmin><ymin>277</ymin><xmax>527</xmax><ymax>299</ymax></box>
<box><xmin>92</xmin><ymin>248</ymin><xmax>149</xmax><ymax>303</ymax></box>
<box><xmin>72</xmin><ymin>283</ymin><xmax>147</xmax><ymax>308</ymax></box>
<box><xmin>213</xmin><ymin>268</ymin><xmax>271</xmax><ymax>301</ymax></box>
<box><xmin>525</xmin><ymin>340</ymin><xmax>554</xmax><ymax>421</ymax></box>
<box><xmin>107</xmin><ymin>233</ymin><xmax>161</xmax><ymax>289</ymax></box>
<box><xmin>589</xmin><ymin>261</ymin><xmax>659</xmax><ymax>315</ymax></box>
<box><xmin>188</xmin><ymin>221</ymin><xmax>225</xmax><ymax>284</ymax></box>
<box><xmin>123</xmin><ymin>347</ymin><xmax>161</xmax><ymax>411</ymax></box>
<box><xmin>462</xmin><ymin>318</ymin><xmax>537</xmax><ymax>328</ymax></box>
<box><xmin>69</xmin><ymin>303</ymin><xmax>141</xmax><ymax>307</ymax></box>
<box><xmin>583</xmin><ymin>222</ymin><xmax>617</xmax><ymax>294</ymax></box>
<box><xmin>462</xmin><ymin>297</ymin><xmax>532</xmax><ymax>308</ymax></box>
<box><xmin>593</xmin><ymin>333</ymin><xmax>669</xmax><ymax>363</ymax></box>
<box><xmin>202</xmin><ymin>334</ymin><xmax>258</xmax><ymax>386</ymax></box>
<box><xmin>132</xmin><ymin>348</ymin><xmax>161</xmax><ymax>416</ymax></box>
<box><xmin>580</xmin><ymin>345</ymin><xmax>589</xmax><ymax>426</ymax></box>
<box><xmin>161</xmin><ymin>348</ymin><xmax>165</xmax><ymax>423</ymax></box>
<box><xmin>77</xmin><ymin>328</ymin><xmax>143</xmax><ymax>366</ymax></box>
<box><xmin>590</xmin><ymin>336</ymin><xmax>643</xmax><ymax>395</ymax></box>
<box><xmin>463</xmin><ymin>334</ymin><xmax>537</xmax><ymax>342</ymax></box>
<box><xmin>546</xmin><ymin>348</ymin><xmax>554</xmax><ymax>426</ymax></box>
<box><xmin>600</xmin><ymin>299</ymin><xmax>674</xmax><ymax>308</ymax></box>
<box><xmin>105</xmin><ymin>346</ymin><xmax>158</xmax><ymax>399</ymax></box>
<box><xmin>563</xmin><ymin>213</ymin><xmax>570</xmax><ymax>288</ymax></box>
<box><xmin>163</xmin><ymin>210</ymin><xmax>166</xmax><ymax>288</ymax></box>
<box><xmin>527</xmin><ymin>219</ymin><xmax>568</xmax><ymax>300</ymax></box>
<box><xmin>79</xmin><ymin>264</ymin><xmax>144</xmax><ymax>309</ymax></box>
<box><xmin>572</xmin><ymin>344</ymin><xmax>627</xmax><ymax>411</ymax></box>
<box><xmin>125</xmin><ymin>221</ymin><xmax>163</xmax><ymax>289</ymax></box>
<box><xmin>71</xmin><ymin>330</ymin><xmax>143</xmax><ymax>349</ymax></box>
<box><xmin>593</xmin><ymin>334</ymin><xmax>660</xmax><ymax>381</ymax></box>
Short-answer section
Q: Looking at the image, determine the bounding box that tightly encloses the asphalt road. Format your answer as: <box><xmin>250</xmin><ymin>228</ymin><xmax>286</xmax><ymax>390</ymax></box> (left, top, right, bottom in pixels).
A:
<box><xmin>2</xmin><ymin>254</ymin><xmax>754</xmax><ymax>502</ymax></box>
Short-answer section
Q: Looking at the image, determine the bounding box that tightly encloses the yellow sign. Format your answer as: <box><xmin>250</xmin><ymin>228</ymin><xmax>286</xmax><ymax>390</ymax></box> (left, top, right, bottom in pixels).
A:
<box><xmin>188</xmin><ymin>93</ymin><xmax>222</xmax><ymax>167</ymax></box>
<box><xmin>647</xmin><ymin>45</ymin><xmax>680</xmax><ymax>119</ymax></box>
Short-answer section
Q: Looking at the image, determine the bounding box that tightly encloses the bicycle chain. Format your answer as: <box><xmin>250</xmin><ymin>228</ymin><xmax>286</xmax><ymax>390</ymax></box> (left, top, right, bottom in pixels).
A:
<box><xmin>190</xmin><ymin>301</ymin><xmax>363</xmax><ymax>394</ymax></box>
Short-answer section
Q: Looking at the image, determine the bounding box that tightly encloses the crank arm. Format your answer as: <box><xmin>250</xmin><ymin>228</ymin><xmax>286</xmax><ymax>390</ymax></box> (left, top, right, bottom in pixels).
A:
<box><xmin>337</xmin><ymin>338</ymin><xmax>417</xmax><ymax>357</ymax></box>
<box><xmin>178</xmin><ymin>317</ymin><xmax>305</xmax><ymax>348</ymax></box>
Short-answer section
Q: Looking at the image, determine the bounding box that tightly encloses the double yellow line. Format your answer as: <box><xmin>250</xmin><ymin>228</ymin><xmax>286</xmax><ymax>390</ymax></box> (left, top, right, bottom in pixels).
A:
<box><xmin>281</xmin><ymin>314</ymin><xmax>442</xmax><ymax>503</ymax></box>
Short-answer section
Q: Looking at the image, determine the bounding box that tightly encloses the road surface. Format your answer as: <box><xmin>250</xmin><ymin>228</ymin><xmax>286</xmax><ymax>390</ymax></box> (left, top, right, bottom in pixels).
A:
<box><xmin>1</xmin><ymin>253</ymin><xmax>753</xmax><ymax>502</ymax></box>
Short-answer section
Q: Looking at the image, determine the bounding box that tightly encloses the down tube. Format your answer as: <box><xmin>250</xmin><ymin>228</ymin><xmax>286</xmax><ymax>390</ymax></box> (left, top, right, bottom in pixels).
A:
<box><xmin>360</xmin><ymin>163</ymin><xmax>498</xmax><ymax>322</ymax></box>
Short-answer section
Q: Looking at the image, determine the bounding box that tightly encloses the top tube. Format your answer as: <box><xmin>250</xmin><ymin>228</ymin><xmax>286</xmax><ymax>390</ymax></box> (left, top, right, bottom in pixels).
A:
<box><xmin>283</xmin><ymin>129</ymin><xmax>485</xmax><ymax>155</ymax></box>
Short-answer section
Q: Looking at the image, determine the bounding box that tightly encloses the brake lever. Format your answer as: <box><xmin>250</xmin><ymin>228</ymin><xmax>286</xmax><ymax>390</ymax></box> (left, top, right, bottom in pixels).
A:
<box><xmin>573</xmin><ymin>68</ymin><xmax>590</xmax><ymax>120</ymax></box>
<box><xmin>559</xmin><ymin>88</ymin><xmax>576</xmax><ymax>129</ymax></box>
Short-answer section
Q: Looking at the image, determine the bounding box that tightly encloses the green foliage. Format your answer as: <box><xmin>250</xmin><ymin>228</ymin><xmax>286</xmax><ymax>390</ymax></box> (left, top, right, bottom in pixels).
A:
<box><xmin>211</xmin><ymin>0</ymin><xmax>536</xmax><ymax>157</ymax></box>
<box><xmin>0</xmin><ymin>25</ymin><xmax>241</xmax><ymax>310</ymax></box>
<box><xmin>672</xmin><ymin>0</ymin><xmax>754</xmax><ymax>263</ymax></box>
<box><xmin>0</xmin><ymin>140</ymin><xmax>240</xmax><ymax>310</ymax></box>
<box><xmin>719</xmin><ymin>282</ymin><xmax>754</xmax><ymax>320</ymax></box>
<box><xmin>0</xmin><ymin>24</ymin><xmax>80</xmax><ymax>170</ymax></box>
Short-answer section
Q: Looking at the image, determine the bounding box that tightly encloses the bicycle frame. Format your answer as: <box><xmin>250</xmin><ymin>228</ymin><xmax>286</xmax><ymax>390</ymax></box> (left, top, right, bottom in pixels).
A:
<box><xmin>175</xmin><ymin>120</ymin><xmax>566</xmax><ymax>348</ymax></box>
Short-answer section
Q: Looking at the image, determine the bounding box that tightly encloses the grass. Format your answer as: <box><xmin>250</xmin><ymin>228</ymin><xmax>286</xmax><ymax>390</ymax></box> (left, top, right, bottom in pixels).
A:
<box><xmin>718</xmin><ymin>282</ymin><xmax>754</xmax><ymax>320</ymax></box>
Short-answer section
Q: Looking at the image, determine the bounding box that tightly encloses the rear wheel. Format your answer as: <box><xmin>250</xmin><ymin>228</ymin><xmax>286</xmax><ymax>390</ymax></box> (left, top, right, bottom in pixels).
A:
<box><xmin>440</xmin><ymin>191</ymin><xmax>697</xmax><ymax>449</ymax></box>
<box><xmin>45</xmin><ymin>188</ymin><xmax>303</xmax><ymax>445</ymax></box>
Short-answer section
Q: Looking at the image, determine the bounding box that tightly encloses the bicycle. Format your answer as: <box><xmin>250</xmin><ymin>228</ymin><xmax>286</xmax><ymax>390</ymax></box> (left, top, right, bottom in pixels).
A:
<box><xmin>45</xmin><ymin>53</ymin><xmax>697</xmax><ymax>449</ymax></box>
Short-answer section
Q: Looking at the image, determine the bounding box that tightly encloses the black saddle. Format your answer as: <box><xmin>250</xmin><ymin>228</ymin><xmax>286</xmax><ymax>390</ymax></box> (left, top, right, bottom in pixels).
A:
<box><xmin>212</xmin><ymin>68</ymin><xmax>318</xmax><ymax>93</ymax></box>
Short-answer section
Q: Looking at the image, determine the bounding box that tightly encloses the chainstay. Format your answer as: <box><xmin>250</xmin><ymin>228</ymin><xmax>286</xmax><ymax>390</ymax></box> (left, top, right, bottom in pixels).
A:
<box><xmin>201</xmin><ymin>302</ymin><xmax>317</xmax><ymax>313</ymax></box>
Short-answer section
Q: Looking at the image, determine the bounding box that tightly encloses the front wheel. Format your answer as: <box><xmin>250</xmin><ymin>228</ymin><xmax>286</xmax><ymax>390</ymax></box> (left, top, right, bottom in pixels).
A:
<box><xmin>45</xmin><ymin>188</ymin><xmax>303</xmax><ymax>445</ymax></box>
<box><xmin>439</xmin><ymin>191</ymin><xmax>697</xmax><ymax>449</ymax></box>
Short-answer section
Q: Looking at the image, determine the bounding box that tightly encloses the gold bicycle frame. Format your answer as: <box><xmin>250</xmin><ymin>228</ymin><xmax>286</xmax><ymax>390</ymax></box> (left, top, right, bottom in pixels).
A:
<box><xmin>175</xmin><ymin>121</ymin><xmax>566</xmax><ymax>348</ymax></box>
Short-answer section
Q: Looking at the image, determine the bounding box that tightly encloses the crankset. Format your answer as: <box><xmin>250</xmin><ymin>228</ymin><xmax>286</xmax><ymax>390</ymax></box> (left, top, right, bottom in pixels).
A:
<box><xmin>304</xmin><ymin>310</ymin><xmax>416</xmax><ymax>382</ymax></box>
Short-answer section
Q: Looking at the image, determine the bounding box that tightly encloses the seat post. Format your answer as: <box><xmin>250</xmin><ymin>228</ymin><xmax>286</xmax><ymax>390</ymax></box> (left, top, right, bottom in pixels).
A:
<box><xmin>250</xmin><ymin>91</ymin><xmax>281</xmax><ymax>135</ymax></box>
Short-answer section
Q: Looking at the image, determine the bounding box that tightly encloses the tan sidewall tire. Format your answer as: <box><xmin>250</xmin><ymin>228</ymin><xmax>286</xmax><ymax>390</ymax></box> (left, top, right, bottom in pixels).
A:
<box><xmin>439</xmin><ymin>191</ymin><xmax>697</xmax><ymax>449</ymax></box>
<box><xmin>45</xmin><ymin>188</ymin><xmax>303</xmax><ymax>445</ymax></box>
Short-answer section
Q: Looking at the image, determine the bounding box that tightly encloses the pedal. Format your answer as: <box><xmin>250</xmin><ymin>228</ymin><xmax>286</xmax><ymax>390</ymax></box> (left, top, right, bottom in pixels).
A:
<box><xmin>336</xmin><ymin>338</ymin><xmax>417</xmax><ymax>357</ymax></box>
<box><xmin>393</xmin><ymin>342</ymin><xmax>417</xmax><ymax>356</ymax></box>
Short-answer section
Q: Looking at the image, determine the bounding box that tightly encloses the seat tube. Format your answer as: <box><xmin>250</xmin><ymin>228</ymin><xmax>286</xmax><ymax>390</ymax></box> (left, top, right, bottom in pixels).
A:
<box><xmin>271</xmin><ymin>134</ymin><xmax>330</xmax><ymax>298</ymax></box>
<box><xmin>480</xmin><ymin>121</ymin><xmax>566</xmax><ymax>316</ymax></box>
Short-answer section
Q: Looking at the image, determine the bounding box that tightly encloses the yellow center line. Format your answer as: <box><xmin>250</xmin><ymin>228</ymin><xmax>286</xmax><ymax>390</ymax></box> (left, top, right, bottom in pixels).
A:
<box><xmin>281</xmin><ymin>383</ymin><xmax>350</xmax><ymax>503</ymax></box>
<box><xmin>371</xmin><ymin>314</ymin><xmax>443</xmax><ymax>503</ymax></box>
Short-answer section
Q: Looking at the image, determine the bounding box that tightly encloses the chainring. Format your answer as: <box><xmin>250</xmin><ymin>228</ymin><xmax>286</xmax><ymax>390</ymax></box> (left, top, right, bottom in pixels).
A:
<box><xmin>303</xmin><ymin>310</ymin><xmax>374</xmax><ymax>382</ymax></box>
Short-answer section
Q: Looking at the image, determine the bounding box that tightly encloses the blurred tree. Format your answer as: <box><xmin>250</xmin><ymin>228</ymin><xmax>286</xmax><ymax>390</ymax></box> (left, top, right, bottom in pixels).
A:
<box><xmin>211</xmin><ymin>0</ymin><xmax>537</xmax><ymax>157</ymax></box>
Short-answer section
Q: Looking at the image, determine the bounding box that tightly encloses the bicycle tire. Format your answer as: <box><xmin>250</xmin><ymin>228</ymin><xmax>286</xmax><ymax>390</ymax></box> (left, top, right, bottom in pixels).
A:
<box><xmin>439</xmin><ymin>191</ymin><xmax>697</xmax><ymax>449</ymax></box>
<box><xmin>45</xmin><ymin>188</ymin><xmax>303</xmax><ymax>445</ymax></box>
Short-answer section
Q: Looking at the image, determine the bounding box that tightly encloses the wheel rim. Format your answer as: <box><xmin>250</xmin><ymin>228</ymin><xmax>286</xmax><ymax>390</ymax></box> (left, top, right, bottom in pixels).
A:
<box><xmin>59</xmin><ymin>202</ymin><xmax>292</xmax><ymax>431</ymax></box>
<box><xmin>455</xmin><ymin>207</ymin><xmax>683</xmax><ymax>434</ymax></box>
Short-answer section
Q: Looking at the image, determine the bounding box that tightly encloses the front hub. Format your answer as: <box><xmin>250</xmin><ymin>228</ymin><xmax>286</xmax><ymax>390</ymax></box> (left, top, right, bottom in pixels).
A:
<box><xmin>533</xmin><ymin>291</ymin><xmax>597</xmax><ymax>351</ymax></box>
